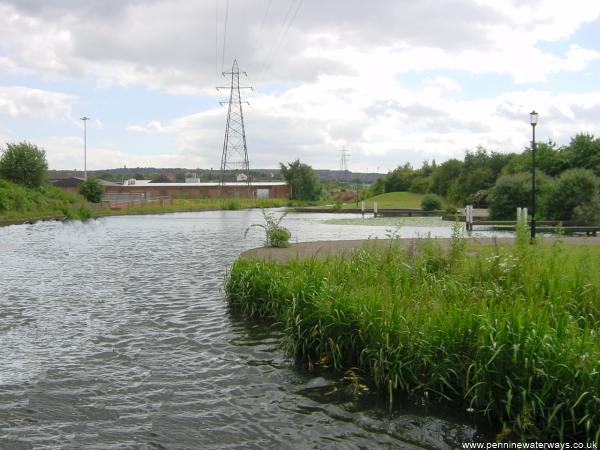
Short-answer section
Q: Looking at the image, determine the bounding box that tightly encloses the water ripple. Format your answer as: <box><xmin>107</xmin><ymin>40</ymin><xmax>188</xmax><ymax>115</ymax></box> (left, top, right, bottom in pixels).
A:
<box><xmin>0</xmin><ymin>210</ymin><xmax>492</xmax><ymax>448</ymax></box>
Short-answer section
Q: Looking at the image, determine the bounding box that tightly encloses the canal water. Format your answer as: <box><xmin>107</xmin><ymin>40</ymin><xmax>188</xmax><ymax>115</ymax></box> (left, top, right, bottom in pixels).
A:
<box><xmin>1</xmin><ymin>211</ymin><xmax>495</xmax><ymax>449</ymax></box>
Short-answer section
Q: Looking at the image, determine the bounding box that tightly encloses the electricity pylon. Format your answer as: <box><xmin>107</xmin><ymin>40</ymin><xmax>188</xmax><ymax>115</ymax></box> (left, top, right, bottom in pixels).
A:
<box><xmin>216</xmin><ymin>59</ymin><xmax>253</xmax><ymax>190</ymax></box>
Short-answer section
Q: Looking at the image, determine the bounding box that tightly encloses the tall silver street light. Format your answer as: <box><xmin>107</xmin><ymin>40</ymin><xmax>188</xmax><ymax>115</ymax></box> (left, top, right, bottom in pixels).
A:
<box><xmin>81</xmin><ymin>116</ymin><xmax>90</xmax><ymax>180</ymax></box>
<box><xmin>530</xmin><ymin>110</ymin><xmax>538</xmax><ymax>240</ymax></box>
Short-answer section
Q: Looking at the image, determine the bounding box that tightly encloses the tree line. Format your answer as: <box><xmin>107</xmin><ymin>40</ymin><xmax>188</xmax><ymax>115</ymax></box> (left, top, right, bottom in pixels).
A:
<box><xmin>0</xmin><ymin>141</ymin><xmax>104</xmax><ymax>204</ymax></box>
<box><xmin>369</xmin><ymin>133</ymin><xmax>600</xmax><ymax>222</ymax></box>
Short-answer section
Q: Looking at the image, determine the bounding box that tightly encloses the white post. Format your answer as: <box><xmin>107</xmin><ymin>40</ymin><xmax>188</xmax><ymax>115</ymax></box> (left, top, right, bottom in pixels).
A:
<box><xmin>471</xmin><ymin>205</ymin><xmax>474</xmax><ymax>230</ymax></box>
<box><xmin>360</xmin><ymin>201</ymin><xmax>365</xmax><ymax>212</ymax></box>
<box><xmin>374</xmin><ymin>201</ymin><xmax>378</xmax><ymax>218</ymax></box>
<box><xmin>465</xmin><ymin>205</ymin><xmax>474</xmax><ymax>231</ymax></box>
<box><xmin>523</xmin><ymin>207</ymin><xmax>528</xmax><ymax>225</ymax></box>
<box><xmin>517</xmin><ymin>207</ymin><xmax>522</xmax><ymax>224</ymax></box>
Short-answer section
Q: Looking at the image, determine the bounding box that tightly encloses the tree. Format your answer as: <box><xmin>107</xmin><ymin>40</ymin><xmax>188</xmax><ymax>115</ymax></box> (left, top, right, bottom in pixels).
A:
<box><xmin>409</xmin><ymin>176</ymin><xmax>429</xmax><ymax>194</ymax></box>
<box><xmin>541</xmin><ymin>169</ymin><xmax>599</xmax><ymax>221</ymax></box>
<box><xmin>502</xmin><ymin>141</ymin><xmax>567</xmax><ymax>177</ymax></box>
<box><xmin>429</xmin><ymin>159</ymin><xmax>463</xmax><ymax>197</ymax></box>
<box><xmin>563</xmin><ymin>133</ymin><xmax>600</xmax><ymax>175</ymax></box>
<box><xmin>0</xmin><ymin>141</ymin><xmax>48</xmax><ymax>188</ymax></box>
<box><xmin>384</xmin><ymin>163</ymin><xmax>415</xmax><ymax>192</ymax></box>
<box><xmin>369</xmin><ymin>176</ymin><xmax>385</xmax><ymax>196</ymax></box>
<box><xmin>450</xmin><ymin>148</ymin><xmax>516</xmax><ymax>204</ymax></box>
<box><xmin>151</xmin><ymin>173</ymin><xmax>173</xmax><ymax>183</ymax></box>
<box><xmin>79</xmin><ymin>177</ymin><xmax>104</xmax><ymax>203</ymax></box>
<box><xmin>280</xmin><ymin>159</ymin><xmax>321</xmax><ymax>201</ymax></box>
<box><xmin>487</xmin><ymin>171</ymin><xmax>552</xmax><ymax>220</ymax></box>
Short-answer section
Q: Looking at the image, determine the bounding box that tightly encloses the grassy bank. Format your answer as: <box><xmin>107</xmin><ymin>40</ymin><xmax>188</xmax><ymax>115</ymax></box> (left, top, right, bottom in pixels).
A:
<box><xmin>0</xmin><ymin>179</ymin><xmax>92</xmax><ymax>222</ymax></box>
<box><xmin>343</xmin><ymin>191</ymin><xmax>425</xmax><ymax>209</ymax></box>
<box><xmin>226</xmin><ymin>233</ymin><xmax>599</xmax><ymax>441</ymax></box>
<box><xmin>93</xmin><ymin>197</ymin><xmax>317</xmax><ymax>217</ymax></box>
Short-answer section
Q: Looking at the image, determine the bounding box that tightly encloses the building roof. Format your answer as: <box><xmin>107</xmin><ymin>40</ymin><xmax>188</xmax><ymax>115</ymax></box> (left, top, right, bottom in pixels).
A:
<box><xmin>51</xmin><ymin>177</ymin><xmax>121</xmax><ymax>187</ymax></box>
<box><xmin>51</xmin><ymin>177</ymin><xmax>84</xmax><ymax>187</ymax></box>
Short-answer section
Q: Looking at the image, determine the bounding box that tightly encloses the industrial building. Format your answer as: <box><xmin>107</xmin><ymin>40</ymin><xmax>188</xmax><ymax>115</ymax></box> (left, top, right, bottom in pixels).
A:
<box><xmin>102</xmin><ymin>181</ymin><xmax>289</xmax><ymax>199</ymax></box>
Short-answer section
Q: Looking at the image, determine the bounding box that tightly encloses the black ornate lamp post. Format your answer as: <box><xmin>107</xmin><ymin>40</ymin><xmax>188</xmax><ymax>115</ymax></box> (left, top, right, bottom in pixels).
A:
<box><xmin>530</xmin><ymin>110</ymin><xmax>538</xmax><ymax>240</ymax></box>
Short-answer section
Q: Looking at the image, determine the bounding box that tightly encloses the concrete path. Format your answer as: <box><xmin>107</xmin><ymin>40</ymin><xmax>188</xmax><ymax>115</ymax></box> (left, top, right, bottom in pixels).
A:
<box><xmin>240</xmin><ymin>236</ymin><xmax>600</xmax><ymax>262</ymax></box>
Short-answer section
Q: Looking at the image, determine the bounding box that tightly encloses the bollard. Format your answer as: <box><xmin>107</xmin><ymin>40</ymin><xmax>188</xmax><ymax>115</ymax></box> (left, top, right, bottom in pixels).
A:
<box><xmin>465</xmin><ymin>205</ymin><xmax>474</xmax><ymax>231</ymax></box>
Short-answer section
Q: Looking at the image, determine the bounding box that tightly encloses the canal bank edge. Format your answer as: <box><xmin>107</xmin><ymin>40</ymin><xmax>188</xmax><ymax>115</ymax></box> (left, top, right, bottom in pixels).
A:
<box><xmin>239</xmin><ymin>235</ymin><xmax>600</xmax><ymax>262</ymax></box>
<box><xmin>229</xmin><ymin>237</ymin><xmax>600</xmax><ymax>441</ymax></box>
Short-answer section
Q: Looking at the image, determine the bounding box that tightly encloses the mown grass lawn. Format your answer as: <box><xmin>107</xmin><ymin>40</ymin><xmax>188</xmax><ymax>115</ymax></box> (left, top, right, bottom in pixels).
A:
<box><xmin>344</xmin><ymin>191</ymin><xmax>426</xmax><ymax>209</ymax></box>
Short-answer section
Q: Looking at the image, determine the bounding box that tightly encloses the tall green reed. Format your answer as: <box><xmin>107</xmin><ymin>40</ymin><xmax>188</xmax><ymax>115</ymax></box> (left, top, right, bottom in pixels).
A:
<box><xmin>226</xmin><ymin>236</ymin><xmax>600</xmax><ymax>442</ymax></box>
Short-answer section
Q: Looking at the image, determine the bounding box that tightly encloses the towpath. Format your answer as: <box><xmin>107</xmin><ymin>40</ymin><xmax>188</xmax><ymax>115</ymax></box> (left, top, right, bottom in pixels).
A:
<box><xmin>240</xmin><ymin>236</ymin><xmax>600</xmax><ymax>262</ymax></box>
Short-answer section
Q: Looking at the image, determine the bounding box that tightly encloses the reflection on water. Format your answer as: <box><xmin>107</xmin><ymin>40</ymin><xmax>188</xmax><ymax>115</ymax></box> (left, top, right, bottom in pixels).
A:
<box><xmin>0</xmin><ymin>210</ymin><xmax>495</xmax><ymax>448</ymax></box>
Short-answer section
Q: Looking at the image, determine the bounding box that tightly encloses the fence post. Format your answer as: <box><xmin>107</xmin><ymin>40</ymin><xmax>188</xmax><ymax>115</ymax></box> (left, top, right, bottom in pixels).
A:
<box><xmin>465</xmin><ymin>205</ymin><xmax>473</xmax><ymax>231</ymax></box>
<box><xmin>374</xmin><ymin>201</ymin><xmax>378</xmax><ymax>218</ymax></box>
<box><xmin>523</xmin><ymin>207</ymin><xmax>528</xmax><ymax>226</ymax></box>
<box><xmin>361</xmin><ymin>200</ymin><xmax>365</xmax><ymax>218</ymax></box>
<box><xmin>517</xmin><ymin>207</ymin><xmax>522</xmax><ymax>225</ymax></box>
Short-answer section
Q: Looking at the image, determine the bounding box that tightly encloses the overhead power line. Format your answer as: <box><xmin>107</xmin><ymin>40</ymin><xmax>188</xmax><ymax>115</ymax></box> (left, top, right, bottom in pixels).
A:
<box><xmin>215</xmin><ymin>0</ymin><xmax>219</xmax><ymax>84</ymax></box>
<box><xmin>256</xmin><ymin>0</ymin><xmax>304</xmax><ymax>85</ymax></box>
<box><xmin>220</xmin><ymin>0</ymin><xmax>230</xmax><ymax>72</ymax></box>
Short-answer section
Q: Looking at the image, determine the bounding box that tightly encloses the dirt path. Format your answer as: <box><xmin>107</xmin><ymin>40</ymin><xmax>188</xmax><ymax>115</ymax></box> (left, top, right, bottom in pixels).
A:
<box><xmin>240</xmin><ymin>236</ymin><xmax>600</xmax><ymax>262</ymax></box>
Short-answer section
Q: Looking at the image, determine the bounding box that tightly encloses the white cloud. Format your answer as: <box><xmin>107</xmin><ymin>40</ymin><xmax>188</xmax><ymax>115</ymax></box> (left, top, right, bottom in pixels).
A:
<box><xmin>126</xmin><ymin>120</ymin><xmax>165</xmax><ymax>133</ymax></box>
<box><xmin>1</xmin><ymin>0</ymin><xmax>599</xmax><ymax>92</ymax></box>
<box><xmin>0</xmin><ymin>86</ymin><xmax>76</xmax><ymax>119</ymax></box>
<box><xmin>39</xmin><ymin>135</ymin><xmax>207</xmax><ymax>171</ymax></box>
<box><xmin>1</xmin><ymin>0</ymin><xmax>600</xmax><ymax>170</ymax></box>
<box><xmin>119</xmin><ymin>83</ymin><xmax>600</xmax><ymax>172</ymax></box>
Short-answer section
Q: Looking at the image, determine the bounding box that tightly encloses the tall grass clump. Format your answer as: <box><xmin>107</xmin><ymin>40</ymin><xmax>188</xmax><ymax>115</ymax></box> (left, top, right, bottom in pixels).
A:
<box><xmin>226</xmin><ymin>237</ymin><xmax>600</xmax><ymax>442</ymax></box>
<box><xmin>244</xmin><ymin>209</ymin><xmax>291</xmax><ymax>248</ymax></box>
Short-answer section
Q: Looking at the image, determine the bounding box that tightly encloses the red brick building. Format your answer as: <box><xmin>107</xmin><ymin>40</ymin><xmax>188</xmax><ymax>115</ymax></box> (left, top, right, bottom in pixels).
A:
<box><xmin>103</xmin><ymin>181</ymin><xmax>289</xmax><ymax>199</ymax></box>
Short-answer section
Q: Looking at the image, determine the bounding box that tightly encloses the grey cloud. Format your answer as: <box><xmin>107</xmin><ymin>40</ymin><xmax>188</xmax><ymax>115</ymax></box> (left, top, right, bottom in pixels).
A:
<box><xmin>570</xmin><ymin>103</ymin><xmax>600</xmax><ymax>123</ymax></box>
<box><xmin>0</xmin><ymin>86</ymin><xmax>75</xmax><ymax>118</ymax></box>
<box><xmin>0</xmin><ymin>0</ymin><xmax>511</xmax><ymax>93</ymax></box>
<box><xmin>327</xmin><ymin>120</ymin><xmax>366</xmax><ymax>143</ymax></box>
<box><xmin>367</xmin><ymin>99</ymin><xmax>448</xmax><ymax>119</ymax></box>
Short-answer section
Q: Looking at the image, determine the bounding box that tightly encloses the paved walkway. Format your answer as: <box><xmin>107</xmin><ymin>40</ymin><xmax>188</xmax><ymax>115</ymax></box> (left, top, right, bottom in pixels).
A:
<box><xmin>240</xmin><ymin>236</ymin><xmax>600</xmax><ymax>262</ymax></box>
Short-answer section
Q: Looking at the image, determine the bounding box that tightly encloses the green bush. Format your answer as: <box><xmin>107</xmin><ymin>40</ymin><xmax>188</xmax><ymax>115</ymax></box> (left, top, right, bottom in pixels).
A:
<box><xmin>224</xmin><ymin>199</ymin><xmax>242</xmax><ymax>210</ymax></box>
<box><xmin>420</xmin><ymin>194</ymin><xmax>442</xmax><ymax>211</ymax></box>
<box><xmin>541</xmin><ymin>168</ymin><xmax>599</xmax><ymax>221</ymax></box>
<box><xmin>408</xmin><ymin>176</ymin><xmax>429</xmax><ymax>194</ymax></box>
<box><xmin>488</xmin><ymin>171</ymin><xmax>552</xmax><ymax>219</ymax></box>
<box><xmin>79</xmin><ymin>177</ymin><xmax>104</xmax><ymax>203</ymax></box>
<box><xmin>0</xmin><ymin>142</ymin><xmax>48</xmax><ymax>188</ymax></box>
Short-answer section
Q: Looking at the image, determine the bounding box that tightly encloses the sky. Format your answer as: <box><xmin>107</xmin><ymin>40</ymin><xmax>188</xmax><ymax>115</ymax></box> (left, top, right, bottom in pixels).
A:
<box><xmin>1</xmin><ymin>0</ymin><xmax>600</xmax><ymax>173</ymax></box>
